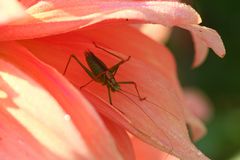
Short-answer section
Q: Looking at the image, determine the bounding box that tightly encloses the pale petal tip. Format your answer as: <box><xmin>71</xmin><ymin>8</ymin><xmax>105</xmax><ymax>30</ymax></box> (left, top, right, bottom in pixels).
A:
<box><xmin>215</xmin><ymin>37</ymin><xmax>226</xmax><ymax>58</ymax></box>
<box><xmin>214</xmin><ymin>45</ymin><xmax>226</xmax><ymax>59</ymax></box>
<box><xmin>192</xmin><ymin>61</ymin><xmax>202</xmax><ymax>69</ymax></box>
<box><xmin>197</xmin><ymin>14</ymin><xmax>202</xmax><ymax>24</ymax></box>
<box><xmin>219</xmin><ymin>49</ymin><xmax>226</xmax><ymax>58</ymax></box>
<box><xmin>192</xmin><ymin>49</ymin><xmax>226</xmax><ymax>69</ymax></box>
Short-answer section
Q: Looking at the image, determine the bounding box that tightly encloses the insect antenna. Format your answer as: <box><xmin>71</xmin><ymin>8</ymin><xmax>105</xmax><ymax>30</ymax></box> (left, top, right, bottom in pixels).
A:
<box><xmin>63</xmin><ymin>54</ymin><xmax>73</xmax><ymax>75</ymax></box>
<box><xmin>93</xmin><ymin>41</ymin><xmax>125</xmax><ymax>61</ymax></box>
<box><xmin>117</xmin><ymin>90</ymin><xmax>174</xmax><ymax>155</ymax></box>
<box><xmin>119</xmin><ymin>89</ymin><xmax>179</xmax><ymax>121</ymax></box>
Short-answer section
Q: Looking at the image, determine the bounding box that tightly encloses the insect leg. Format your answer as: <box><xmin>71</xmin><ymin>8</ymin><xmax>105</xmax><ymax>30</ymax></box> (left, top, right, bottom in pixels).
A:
<box><xmin>79</xmin><ymin>79</ymin><xmax>94</xmax><ymax>89</ymax></box>
<box><xmin>63</xmin><ymin>54</ymin><xmax>95</xmax><ymax>79</ymax></box>
<box><xmin>118</xmin><ymin>81</ymin><xmax>146</xmax><ymax>101</ymax></box>
<box><xmin>109</xmin><ymin>56</ymin><xmax>131</xmax><ymax>76</ymax></box>
<box><xmin>107</xmin><ymin>86</ymin><xmax>113</xmax><ymax>105</ymax></box>
<box><xmin>80</xmin><ymin>71</ymin><xmax>108</xmax><ymax>89</ymax></box>
<box><xmin>93</xmin><ymin>42</ymin><xmax>125</xmax><ymax>61</ymax></box>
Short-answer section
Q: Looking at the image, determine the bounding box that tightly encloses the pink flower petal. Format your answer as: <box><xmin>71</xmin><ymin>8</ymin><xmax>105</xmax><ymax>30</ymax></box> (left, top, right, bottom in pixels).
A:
<box><xmin>18</xmin><ymin>25</ymin><xmax>210</xmax><ymax>160</ymax></box>
<box><xmin>184</xmin><ymin>108</ymin><xmax>207</xmax><ymax>142</ymax></box>
<box><xmin>181</xmin><ymin>24</ymin><xmax>226</xmax><ymax>67</ymax></box>
<box><xmin>0</xmin><ymin>1</ymin><xmax>200</xmax><ymax>40</ymax></box>
<box><xmin>0</xmin><ymin>0</ymin><xmax>26</xmax><ymax>25</ymax></box>
<box><xmin>103</xmin><ymin>117</ymin><xmax>135</xmax><ymax>160</ymax></box>
<box><xmin>0</xmin><ymin>42</ymin><xmax>123</xmax><ymax>160</ymax></box>
<box><xmin>0</xmin><ymin>1</ymin><xmax>225</xmax><ymax>66</ymax></box>
<box><xmin>183</xmin><ymin>88</ymin><xmax>212</xmax><ymax>141</ymax></box>
<box><xmin>0</xmin><ymin>59</ymin><xmax>89</xmax><ymax>160</ymax></box>
<box><xmin>131</xmin><ymin>135</ymin><xmax>179</xmax><ymax>160</ymax></box>
<box><xmin>19</xmin><ymin>0</ymin><xmax>39</xmax><ymax>8</ymax></box>
<box><xmin>0</xmin><ymin>99</ymin><xmax>64</xmax><ymax>159</ymax></box>
<box><xmin>139</xmin><ymin>24</ymin><xmax>172</xmax><ymax>43</ymax></box>
<box><xmin>185</xmin><ymin>88</ymin><xmax>212</xmax><ymax>122</ymax></box>
<box><xmin>191</xmin><ymin>32</ymin><xmax>209</xmax><ymax>67</ymax></box>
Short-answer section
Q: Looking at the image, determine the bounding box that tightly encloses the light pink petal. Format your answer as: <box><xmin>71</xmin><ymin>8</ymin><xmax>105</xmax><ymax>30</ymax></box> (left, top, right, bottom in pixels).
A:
<box><xmin>131</xmin><ymin>135</ymin><xmax>179</xmax><ymax>160</ymax></box>
<box><xmin>0</xmin><ymin>59</ymin><xmax>88</xmax><ymax>160</ymax></box>
<box><xmin>191</xmin><ymin>32</ymin><xmax>209</xmax><ymax>67</ymax></box>
<box><xmin>0</xmin><ymin>1</ymin><xmax>225</xmax><ymax>66</ymax></box>
<box><xmin>0</xmin><ymin>42</ymin><xmax>123</xmax><ymax>160</ymax></box>
<box><xmin>0</xmin><ymin>0</ymin><xmax>26</xmax><ymax>25</ymax></box>
<box><xmin>19</xmin><ymin>0</ymin><xmax>39</xmax><ymax>8</ymax></box>
<box><xmin>0</xmin><ymin>1</ymin><xmax>200</xmax><ymax>40</ymax></box>
<box><xmin>181</xmin><ymin>24</ymin><xmax>226</xmax><ymax>67</ymax></box>
<box><xmin>139</xmin><ymin>24</ymin><xmax>172</xmax><ymax>43</ymax></box>
<box><xmin>18</xmin><ymin>25</ymin><xmax>209</xmax><ymax>160</ymax></box>
<box><xmin>185</xmin><ymin>88</ymin><xmax>213</xmax><ymax>122</ymax></box>
<box><xmin>103</xmin><ymin>117</ymin><xmax>135</xmax><ymax>160</ymax></box>
<box><xmin>183</xmin><ymin>88</ymin><xmax>213</xmax><ymax>141</ymax></box>
<box><xmin>184</xmin><ymin>108</ymin><xmax>207</xmax><ymax>142</ymax></box>
<box><xmin>0</xmin><ymin>97</ymin><xmax>64</xmax><ymax>159</ymax></box>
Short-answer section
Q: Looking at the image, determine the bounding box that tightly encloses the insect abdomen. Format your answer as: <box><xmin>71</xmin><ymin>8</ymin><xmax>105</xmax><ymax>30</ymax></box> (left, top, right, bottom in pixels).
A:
<box><xmin>85</xmin><ymin>51</ymin><xmax>108</xmax><ymax>76</ymax></box>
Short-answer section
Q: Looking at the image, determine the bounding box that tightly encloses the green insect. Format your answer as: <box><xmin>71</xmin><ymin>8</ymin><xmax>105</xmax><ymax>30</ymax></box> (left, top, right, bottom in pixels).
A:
<box><xmin>63</xmin><ymin>43</ymin><xmax>178</xmax><ymax>155</ymax></box>
<box><xmin>63</xmin><ymin>42</ymin><xmax>146</xmax><ymax>105</ymax></box>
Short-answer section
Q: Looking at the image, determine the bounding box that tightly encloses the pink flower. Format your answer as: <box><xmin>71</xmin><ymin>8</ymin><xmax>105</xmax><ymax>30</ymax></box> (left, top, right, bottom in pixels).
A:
<box><xmin>0</xmin><ymin>0</ymin><xmax>25</xmax><ymax>25</ymax></box>
<box><xmin>0</xmin><ymin>1</ymin><xmax>225</xmax><ymax>160</ymax></box>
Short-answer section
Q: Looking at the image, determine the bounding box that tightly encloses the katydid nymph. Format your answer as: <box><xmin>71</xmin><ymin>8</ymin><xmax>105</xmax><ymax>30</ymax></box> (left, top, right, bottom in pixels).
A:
<box><xmin>63</xmin><ymin>42</ymin><xmax>146</xmax><ymax>105</ymax></box>
<box><xmin>63</xmin><ymin>42</ymin><xmax>179</xmax><ymax>155</ymax></box>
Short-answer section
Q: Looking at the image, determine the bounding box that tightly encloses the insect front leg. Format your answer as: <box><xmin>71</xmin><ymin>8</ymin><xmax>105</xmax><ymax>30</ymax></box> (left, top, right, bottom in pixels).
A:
<box><xmin>64</xmin><ymin>54</ymin><xmax>95</xmax><ymax>78</ymax></box>
<box><xmin>109</xmin><ymin>56</ymin><xmax>131</xmax><ymax>76</ymax></box>
<box><xmin>64</xmin><ymin>54</ymin><xmax>96</xmax><ymax>88</ymax></box>
<box><xmin>118</xmin><ymin>81</ymin><xmax>146</xmax><ymax>101</ymax></box>
<box><xmin>79</xmin><ymin>79</ymin><xmax>94</xmax><ymax>89</ymax></box>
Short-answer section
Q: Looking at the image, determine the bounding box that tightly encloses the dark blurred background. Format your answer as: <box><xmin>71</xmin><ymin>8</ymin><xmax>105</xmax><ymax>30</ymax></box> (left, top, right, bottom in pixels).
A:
<box><xmin>167</xmin><ymin>0</ymin><xmax>240</xmax><ymax>159</ymax></box>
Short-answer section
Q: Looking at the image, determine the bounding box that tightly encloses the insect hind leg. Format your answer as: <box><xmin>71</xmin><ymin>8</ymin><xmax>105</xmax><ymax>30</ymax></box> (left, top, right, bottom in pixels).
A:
<box><xmin>118</xmin><ymin>81</ymin><xmax>146</xmax><ymax>101</ymax></box>
<box><xmin>107</xmin><ymin>86</ymin><xmax>113</xmax><ymax>105</ymax></box>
